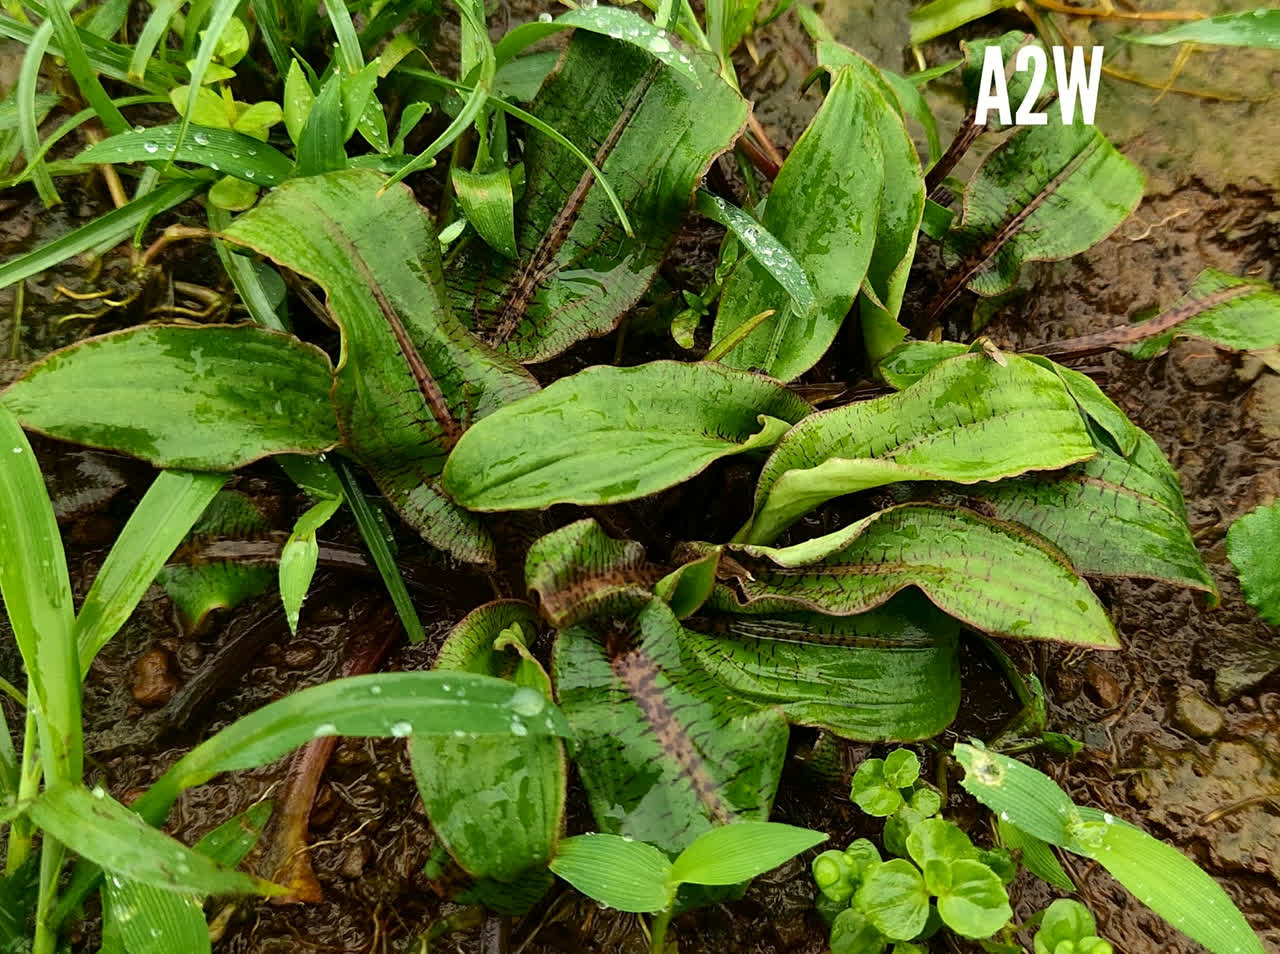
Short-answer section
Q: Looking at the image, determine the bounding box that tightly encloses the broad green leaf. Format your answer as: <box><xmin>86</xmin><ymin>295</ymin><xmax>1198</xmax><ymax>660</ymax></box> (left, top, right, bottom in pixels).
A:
<box><xmin>27</xmin><ymin>785</ymin><xmax>277</xmax><ymax>897</ymax></box>
<box><xmin>936</xmin><ymin>118</ymin><xmax>1143</xmax><ymax>311</ymax></box>
<box><xmin>75</xmin><ymin>469</ymin><xmax>227</xmax><ymax>674</ymax></box>
<box><xmin>654</xmin><ymin>551</ymin><xmax>718</xmax><ymax>619</ymax></box>
<box><xmin>725</xmin><ymin>504</ymin><xmax>1120</xmax><ymax>648</ymax></box>
<box><xmin>554</xmin><ymin>598</ymin><xmax>789</xmax><ymax>855</ymax></box>
<box><xmin>954</xmin><ymin>431</ymin><xmax>1216</xmax><ymax>598</ymax></box>
<box><xmin>1227</xmin><ymin>500</ymin><xmax>1280</xmax><ymax>627</ymax></box>
<box><xmin>279</xmin><ymin>495</ymin><xmax>343</xmax><ymax>633</ymax></box>
<box><xmin>452</xmin><ymin>166</ymin><xmax>517</xmax><ymax>258</ymax></box>
<box><xmin>668</xmin><ymin>822</ymin><xmax>827</xmax><ymax>887</ymax></box>
<box><xmin>232</xmin><ymin>101</ymin><xmax>283</xmax><ymax>141</ymax></box>
<box><xmin>689</xmin><ymin>594</ymin><xmax>962</xmax><ymax>741</ymax></box>
<box><xmin>0</xmin><ymin>406</ymin><xmax>80</xmax><ymax>781</ymax></box>
<box><xmin>79</xmin><ymin>124</ymin><xmax>293</xmax><ymax>185</ymax></box>
<box><xmin>745</xmin><ymin>353</ymin><xmax>1095</xmax><ymax>544</ymax></box>
<box><xmin>815</xmin><ymin>44</ymin><xmax>925</xmax><ymax>365</ymax></box>
<box><xmin>133</xmin><ymin>672</ymin><xmax>571</xmax><ymax>826</ymax></box>
<box><xmin>495</xmin><ymin>6</ymin><xmax>701</xmax><ymax>87</ymax></box>
<box><xmin>102</xmin><ymin>879</ymin><xmax>209</xmax><ymax>954</ymax></box>
<box><xmin>443</xmin><ymin>361</ymin><xmax>810</xmax><ymax>512</ymax></box>
<box><xmin>157</xmin><ymin>490</ymin><xmax>274</xmax><ymax>631</ymax></box>
<box><xmin>1122</xmin><ymin>270</ymin><xmax>1280</xmax><ymax>360</ymax></box>
<box><xmin>909</xmin><ymin>0</ymin><xmax>1019</xmax><ymax>44</ymax></box>
<box><xmin>525</xmin><ymin>519</ymin><xmax>659</xmax><ymax>628</ymax></box>
<box><xmin>883</xmin><ymin>750</ymin><xmax>920</xmax><ymax>789</ymax></box>
<box><xmin>954</xmin><ymin>744</ymin><xmax>1077</xmax><ymax>846</ymax></box>
<box><xmin>854</xmin><ymin>858</ymin><xmax>929</xmax><ymax>941</ymax></box>
<box><xmin>931</xmin><ymin>858</ymin><xmax>1011</xmax><ymax>938</ymax></box>
<box><xmin>295</xmin><ymin>73</ymin><xmax>346</xmax><ymax>176</ymax></box>
<box><xmin>694</xmin><ymin>190</ymin><xmax>815</xmax><ymax>317</ymax></box>
<box><xmin>547</xmin><ymin>834</ymin><xmax>672</xmax><ymax>913</ymax></box>
<box><xmin>877</xmin><ymin>340</ymin><xmax>969</xmax><ymax>389</ymax></box>
<box><xmin>222</xmin><ymin>169</ymin><xmax>539</xmax><ymax>565</ymax></box>
<box><xmin>0</xmin><ymin>325</ymin><xmax>340</xmax><ymax>470</ymax></box>
<box><xmin>411</xmin><ymin>601</ymin><xmax>566</xmax><ymax>881</ymax></box>
<box><xmin>1123</xmin><ymin>9</ymin><xmax>1280</xmax><ymax>48</ymax></box>
<box><xmin>997</xmin><ymin>818</ymin><xmax>1073</xmax><ymax>893</ymax></box>
<box><xmin>713</xmin><ymin>65</ymin><xmax>883</xmax><ymax>381</ymax></box>
<box><xmin>831</xmin><ymin>908</ymin><xmax>888</xmax><ymax>954</ymax></box>
<box><xmin>208</xmin><ymin>174</ymin><xmax>259</xmax><ymax>211</ymax></box>
<box><xmin>960</xmin><ymin>33</ymin><xmax>1055</xmax><ymax>132</ymax></box>
<box><xmin>907</xmin><ymin>819</ymin><xmax>978</xmax><ymax>868</ymax></box>
<box><xmin>448</xmin><ymin>31</ymin><xmax>747</xmax><ymax>362</ymax></box>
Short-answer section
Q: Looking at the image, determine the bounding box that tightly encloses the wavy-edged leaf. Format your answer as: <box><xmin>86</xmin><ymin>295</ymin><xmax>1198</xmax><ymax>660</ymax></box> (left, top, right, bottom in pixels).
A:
<box><xmin>443</xmin><ymin>361</ymin><xmax>810</xmax><ymax>512</ymax></box>
<box><xmin>934</xmin><ymin>118</ymin><xmax>1143</xmax><ymax>316</ymax></box>
<box><xmin>1122</xmin><ymin>269</ymin><xmax>1280</xmax><ymax>360</ymax></box>
<box><xmin>0</xmin><ymin>324</ymin><xmax>339</xmax><ymax>470</ymax></box>
<box><xmin>713</xmin><ymin>65</ymin><xmax>883</xmax><ymax>381</ymax></box>
<box><xmin>816</xmin><ymin>43</ymin><xmax>926</xmax><ymax>364</ymax></box>
<box><xmin>548</xmin><ymin>833</ymin><xmax>672</xmax><ymax>913</ymax></box>
<box><xmin>960</xmin><ymin>33</ymin><xmax>1055</xmax><ymax>132</ymax></box>
<box><xmin>221</xmin><ymin>169</ymin><xmax>539</xmax><ymax>565</ymax></box>
<box><xmin>76</xmin><ymin>469</ymin><xmax>227</xmax><ymax>673</ymax></box>
<box><xmin>1123</xmin><ymin>10</ymin><xmax>1280</xmax><ymax>49</ymax></box>
<box><xmin>448</xmin><ymin>31</ymin><xmax>747</xmax><ymax>362</ymax></box>
<box><xmin>28</xmin><ymin>784</ymin><xmax>277</xmax><ymax>897</ymax></box>
<box><xmin>746</xmin><ymin>353</ymin><xmax>1095</xmax><ymax>544</ymax></box>
<box><xmin>724</xmin><ymin>503</ymin><xmax>1119</xmax><ymax>648</ymax></box>
<box><xmin>685</xmin><ymin>592</ymin><xmax>962</xmax><ymax>740</ymax></box>
<box><xmin>133</xmin><ymin>672</ymin><xmax>571</xmax><ymax>826</ymax></box>
<box><xmin>950</xmin><ymin>431</ymin><xmax>1215</xmax><ymax>598</ymax></box>
<box><xmin>525</xmin><ymin>519</ymin><xmax>661</xmax><ymax>628</ymax></box>
<box><xmin>553</xmin><ymin>598</ymin><xmax>789</xmax><ymax>854</ymax></box>
<box><xmin>81</xmin><ymin>124</ymin><xmax>291</xmax><ymax>185</ymax></box>
<box><xmin>412</xmin><ymin>601</ymin><xmax>566</xmax><ymax>882</ymax></box>
<box><xmin>669</xmin><ymin>822</ymin><xmax>827</xmax><ymax>887</ymax></box>
<box><xmin>1227</xmin><ymin>501</ymin><xmax>1280</xmax><ymax>626</ymax></box>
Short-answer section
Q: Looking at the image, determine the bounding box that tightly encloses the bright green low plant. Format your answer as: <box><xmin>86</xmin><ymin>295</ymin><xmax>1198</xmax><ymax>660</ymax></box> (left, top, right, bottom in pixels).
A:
<box><xmin>549</xmin><ymin>822</ymin><xmax>827</xmax><ymax>952</ymax></box>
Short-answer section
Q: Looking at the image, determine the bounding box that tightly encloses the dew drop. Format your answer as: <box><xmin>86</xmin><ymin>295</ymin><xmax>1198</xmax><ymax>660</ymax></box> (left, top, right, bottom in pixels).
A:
<box><xmin>369</xmin><ymin>684</ymin><xmax>382</xmax><ymax>695</ymax></box>
<box><xmin>193</xmin><ymin>132</ymin><xmax>209</xmax><ymax>146</ymax></box>
<box><xmin>389</xmin><ymin>721</ymin><xmax>413</xmax><ymax>737</ymax></box>
<box><xmin>510</xmin><ymin>719</ymin><xmax>528</xmax><ymax>737</ymax></box>
<box><xmin>245</xmin><ymin>169</ymin><xmax>255</xmax><ymax>179</ymax></box>
<box><xmin>1103</xmin><ymin>812</ymin><xmax>1114</xmax><ymax>824</ymax></box>
<box><xmin>510</xmin><ymin>686</ymin><xmax>545</xmax><ymax>717</ymax></box>
<box><xmin>143</xmin><ymin>141</ymin><xmax>159</xmax><ymax>154</ymax></box>
<box><xmin>538</xmin><ymin>11</ymin><xmax>552</xmax><ymax>21</ymax></box>
<box><xmin>11</xmin><ymin>447</ymin><xmax>22</xmax><ymax>454</ymax></box>
<box><xmin>313</xmin><ymin>723</ymin><xmax>338</xmax><ymax>737</ymax></box>
<box><xmin>92</xmin><ymin>785</ymin><xmax>106</xmax><ymax>799</ymax></box>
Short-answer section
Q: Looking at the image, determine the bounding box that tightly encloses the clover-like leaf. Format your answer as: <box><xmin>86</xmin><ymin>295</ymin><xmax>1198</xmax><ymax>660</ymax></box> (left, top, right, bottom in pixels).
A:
<box><xmin>932</xmin><ymin>858</ymin><xmax>1012</xmax><ymax>938</ymax></box>
<box><xmin>851</xmin><ymin>759</ymin><xmax>905</xmax><ymax>817</ymax></box>
<box><xmin>883</xmin><ymin>750</ymin><xmax>920</xmax><ymax>789</ymax></box>
<box><xmin>854</xmin><ymin>858</ymin><xmax>930</xmax><ymax>941</ymax></box>
<box><xmin>906</xmin><ymin>818</ymin><xmax>978</xmax><ymax>868</ymax></box>
<box><xmin>1035</xmin><ymin>899</ymin><xmax>1101</xmax><ymax>954</ymax></box>
<box><xmin>832</xmin><ymin>908</ymin><xmax>889</xmax><ymax>954</ymax></box>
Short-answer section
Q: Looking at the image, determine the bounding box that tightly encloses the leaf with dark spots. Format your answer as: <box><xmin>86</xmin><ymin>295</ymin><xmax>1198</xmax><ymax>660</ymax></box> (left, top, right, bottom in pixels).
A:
<box><xmin>0</xmin><ymin>325</ymin><xmax>339</xmax><ymax>470</ymax></box>
<box><xmin>932</xmin><ymin>117</ymin><xmax>1143</xmax><ymax>320</ymax></box>
<box><xmin>1121</xmin><ymin>269</ymin><xmax>1280</xmax><ymax>360</ymax></box>
<box><xmin>745</xmin><ymin>353</ymin><xmax>1095</xmax><ymax>545</ymax></box>
<box><xmin>525</xmin><ymin>519</ymin><xmax>662</xmax><ymax>628</ymax></box>
<box><xmin>724</xmin><ymin>503</ymin><xmax>1120</xmax><ymax>648</ymax></box>
<box><xmin>447</xmin><ymin>31</ymin><xmax>748</xmax><ymax>363</ymax></box>
<box><xmin>221</xmin><ymin>169</ymin><xmax>539</xmax><ymax>565</ymax></box>
<box><xmin>443</xmin><ymin>361</ymin><xmax>810</xmax><ymax>512</ymax></box>
<box><xmin>685</xmin><ymin>591</ymin><xmax>961</xmax><ymax>740</ymax></box>
<box><xmin>412</xmin><ymin>601</ymin><xmax>566</xmax><ymax>882</ymax></box>
<box><xmin>553</xmin><ymin>598</ymin><xmax>789</xmax><ymax>855</ymax></box>
<box><xmin>947</xmin><ymin>430</ymin><xmax>1216</xmax><ymax>600</ymax></box>
<box><xmin>712</xmin><ymin>65</ymin><xmax>884</xmax><ymax>381</ymax></box>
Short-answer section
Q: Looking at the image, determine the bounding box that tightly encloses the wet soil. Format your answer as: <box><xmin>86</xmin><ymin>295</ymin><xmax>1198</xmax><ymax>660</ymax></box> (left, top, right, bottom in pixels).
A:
<box><xmin>1</xmin><ymin>0</ymin><xmax>1278</xmax><ymax>951</ymax></box>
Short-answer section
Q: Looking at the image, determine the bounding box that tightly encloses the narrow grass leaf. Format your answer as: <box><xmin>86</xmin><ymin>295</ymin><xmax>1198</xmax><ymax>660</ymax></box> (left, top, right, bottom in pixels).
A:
<box><xmin>0</xmin><ymin>11</ymin><xmax>179</xmax><ymax>91</ymax></box>
<box><xmin>75</xmin><ymin>470</ymin><xmax>228</xmax><ymax>675</ymax></box>
<box><xmin>0</xmin><ymin>180</ymin><xmax>199</xmax><ymax>290</ymax></box>
<box><xmin>129</xmin><ymin>0</ymin><xmax>181</xmax><ymax>80</ymax></box>
<box><xmin>18</xmin><ymin>20</ymin><xmax>59</xmax><ymax>206</ymax></box>
<box><xmin>1122</xmin><ymin>9</ymin><xmax>1280</xmax><ymax>48</ymax></box>
<box><xmin>669</xmin><ymin>823</ymin><xmax>827</xmax><ymax>887</ymax></box>
<box><xmin>695</xmin><ymin>190</ymin><xmax>814</xmax><ymax>315</ymax></box>
<box><xmin>548</xmin><ymin>834</ymin><xmax>672</xmax><ymax>913</ymax></box>
<box><xmin>28</xmin><ymin>785</ymin><xmax>277</xmax><ymax>896</ymax></box>
<box><xmin>43</xmin><ymin>0</ymin><xmax>129</xmax><ymax>135</ymax></box>
<box><xmin>79</xmin><ymin>124</ymin><xmax>293</xmax><ymax>185</ymax></box>
<box><xmin>997</xmin><ymin>819</ymin><xmax>1073</xmax><ymax>893</ymax></box>
<box><xmin>102</xmin><ymin>879</ymin><xmax>210</xmax><ymax>954</ymax></box>
<box><xmin>174</xmin><ymin>0</ymin><xmax>241</xmax><ymax>158</ymax></box>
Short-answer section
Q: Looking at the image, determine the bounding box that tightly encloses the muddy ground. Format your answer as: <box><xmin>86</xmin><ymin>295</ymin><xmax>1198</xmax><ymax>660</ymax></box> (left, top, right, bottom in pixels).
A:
<box><xmin>1</xmin><ymin>0</ymin><xmax>1278</xmax><ymax>951</ymax></box>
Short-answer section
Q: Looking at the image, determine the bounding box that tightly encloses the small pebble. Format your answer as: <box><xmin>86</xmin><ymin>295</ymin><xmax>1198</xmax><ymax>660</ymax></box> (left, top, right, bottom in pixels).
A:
<box><xmin>1084</xmin><ymin>662</ymin><xmax>1124</xmax><ymax>709</ymax></box>
<box><xmin>131</xmin><ymin>648</ymin><xmax>181</xmax><ymax>707</ymax></box>
<box><xmin>1174</xmin><ymin>686</ymin><xmax>1223</xmax><ymax>738</ymax></box>
<box><xmin>339</xmin><ymin>842</ymin><xmax>370</xmax><ymax>879</ymax></box>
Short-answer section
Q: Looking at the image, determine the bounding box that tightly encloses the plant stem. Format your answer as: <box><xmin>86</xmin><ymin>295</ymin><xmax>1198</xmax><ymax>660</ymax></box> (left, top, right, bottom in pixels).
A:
<box><xmin>705</xmin><ymin>308</ymin><xmax>775</xmax><ymax>362</ymax></box>
<box><xmin>6</xmin><ymin>709</ymin><xmax>39</xmax><ymax>874</ymax></box>
<box><xmin>31</xmin><ymin>837</ymin><xmax>64</xmax><ymax>954</ymax></box>
<box><xmin>649</xmin><ymin>909</ymin><xmax>673</xmax><ymax>954</ymax></box>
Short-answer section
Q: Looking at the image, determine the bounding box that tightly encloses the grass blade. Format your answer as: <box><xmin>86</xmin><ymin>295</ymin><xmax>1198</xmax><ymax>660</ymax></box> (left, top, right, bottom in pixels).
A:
<box><xmin>696</xmin><ymin>189</ymin><xmax>814</xmax><ymax>315</ymax></box>
<box><xmin>79</xmin><ymin>124</ymin><xmax>294</xmax><ymax>185</ymax></box>
<box><xmin>43</xmin><ymin>0</ymin><xmax>129</xmax><ymax>135</ymax></box>
<box><xmin>74</xmin><ymin>470</ymin><xmax>228</xmax><ymax>676</ymax></box>
<box><xmin>207</xmin><ymin>203</ymin><xmax>288</xmax><ymax>331</ymax></box>
<box><xmin>173</xmin><ymin>0</ymin><xmax>241</xmax><ymax>162</ymax></box>
<box><xmin>128</xmin><ymin>0</ymin><xmax>181</xmax><ymax>81</ymax></box>
<box><xmin>0</xmin><ymin>180</ymin><xmax>199</xmax><ymax>291</ymax></box>
<box><xmin>17</xmin><ymin>19</ymin><xmax>59</xmax><ymax>206</ymax></box>
<box><xmin>0</xmin><ymin>9</ymin><xmax>178</xmax><ymax>92</ymax></box>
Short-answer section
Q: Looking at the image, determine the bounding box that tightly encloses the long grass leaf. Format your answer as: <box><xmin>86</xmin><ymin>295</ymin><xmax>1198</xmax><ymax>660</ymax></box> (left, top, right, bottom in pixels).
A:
<box><xmin>249</xmin><ymin>0</ymin><xmax>290</xmax><ymax>76</ymax></box>
<box><xmin>43</xmin><ymin>0</ymin><xmax>129</xmax><ymax>135</ymax></box>
<box><xmin>325</xmin><ymin>0</ymin><xmax>363</xmax><ymax>73</ymax></box>
<box><xmin>75</xmin><ymin>470</ymin><xmax>228</xmax><ymax>676</ymax></box>
<box><xmin>17</xmin><ymin>19</ymin><xmax>59</xmax><ymax>206</ymax></box>
<box><xmin>207</xmin><ymin>204</ymin><xmax>287</xmax><ymax>331</ymax></box>
<box><xmin>128</xmin><ymin>0</ymin><xmax>182</xmax><ymax>81</ymax></box>
<box><xmin>4</xmin><ymin>96</ymin><xmax>167</xmax><ymax>188</ymax></box>
<box><xmin>79</xmin><ymin>124</ymin><xmax>294</xmax><ymax>185</ymax></box>
<box><xmin>173</xmin><ymin>0</ymin><xmax>241</xmax><ymax>163</ymax></box>
<box><xmin>0</xmin><ymin>9</ymin><xmax>177</xmax><ymax>91</ymax></box>
<box><xmin>0</xmin><ymin>180</ymin><xmax>199</xmax><ymax>291</ymax></box>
